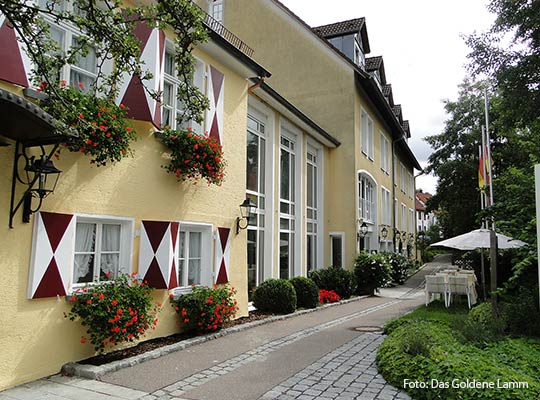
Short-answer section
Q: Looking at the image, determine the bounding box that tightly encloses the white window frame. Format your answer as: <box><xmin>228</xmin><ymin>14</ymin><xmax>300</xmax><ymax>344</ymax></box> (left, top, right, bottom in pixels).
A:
<box><xmin>401</xmin><ymin>203</ymin><xmax>407</xmax><ymax>232</ymax></box>
<box><xmin>279</xmin><ymin>119</ymin><xmax>303</xmax><ymax>279</ymax></box>
<box><xmin>247</xmin><ymin>97</ymin><xmax>275</xmax><ymax>284</ymax></box>
<box><xmin>400</xmin><ymin>163</ymin><xmax>406</xmax><ymax>193</ymax></box>
<box><xmin>208</xmin><ymin>0</ymin><xmax>224</xmax><ymax>23</ymax></box>
<box><xmin>360</xmin><ymin>108</ymin><xmax>374</xmax><ymax>160</ymax></box>
<box><xmin>162</xmin><ymin>40</ymin><xmax>206</xmax><ymax>133</ymax></box>
<box><xmin>408</xmin><ymin>209</ymin><xmax>415</xmax><ymax>234</ymax></box>
<box><xmin>358</xmin><ymin>173</ymin><xmax>375</xmax><ymax>223</ymax></box>
<box><xmin>37</xmin><ymin>0</ymin><xmax>110</xmax><ymax>91</ymax></box>
<box><xmin>393</xmin><ymin>155</ymin><xmax>398</xmax><ymax>186</ymax></box>
<box><xmin>72</xmin><ymin>214</ymin><xmax>134</xmax><ymax>289</ymax></box>
<box><xmin>176</xmin><ymin>222</ymin><xmax>213</xmax><ymax>288</ymax></box>
<box><xmin>329</xmin><ymin>232</ymin><xmax>345</xmax><ymax>268</ymax></box>
<box><xmin>306</xmin><ymin>141</ymin><xmax>324</xmax><ymax>273</ymax></box>
<box><xmin>381</xmin><ymin>186</ymin><xmax>391</xmax><ymax>226</ymax></box>
<box><xmin>380</xmin><ymin>132</ymin><xmax>390</xmax><ymax>174</ymax></box>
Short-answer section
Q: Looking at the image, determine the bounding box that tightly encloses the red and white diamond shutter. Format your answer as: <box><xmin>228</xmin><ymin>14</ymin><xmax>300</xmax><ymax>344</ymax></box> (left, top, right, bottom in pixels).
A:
<box><xmin>117</xmin><ymin>22</ymin><xmax>165</xmax><ymax>127</ymax></box>
<box><xmin>0</xmin><ymin>14</ymin><xmax>31</xmax><ymax>87</ymax></box>
<box><xmin>205</xmin><ymin>65</ymin><xmax>224</xmax><ymax>144</ymax></box>
<box><xmin>28</xmin><ymin>212</ymin><xmax>76</xmax><ymax>299</ymax></box>
<box><xmin>138</xmin><ymin>221</ymin><xmax>179</xmax><ymax>289</ymax></box>
<box><xmin>214</xmin><ymin>227</ymin><xmax>231</xmax><ymax>285</ymax></box>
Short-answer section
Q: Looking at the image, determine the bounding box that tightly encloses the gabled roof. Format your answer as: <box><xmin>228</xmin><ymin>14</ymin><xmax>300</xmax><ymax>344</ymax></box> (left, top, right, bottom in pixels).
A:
<box><xmin>393</xmin><ymin>105</ymin><xmax>403</xmax><ymax>125</ymax></box>
<box><xmin>402</xmin><ymin>120</ymin><xmax>411</xmax><ymax>138</ymax></box>
<box><xmin>382</xmin><ymin>84</ymin><xmax>394</xmax><ymax>107</ymax></box>
<box><xmin>313</xmin><ymin>17</ymin><xmax>371</xmax><ymax>53</ymax></box>
<box><xmin>365</xmin><ymin>56</ymin><xmax>386</xmax><ymax>86</ymax></box>
<box><xmin>416</xmin><ymin>191</ymin><xmax>433</xmax><ymax>211</ymax></box>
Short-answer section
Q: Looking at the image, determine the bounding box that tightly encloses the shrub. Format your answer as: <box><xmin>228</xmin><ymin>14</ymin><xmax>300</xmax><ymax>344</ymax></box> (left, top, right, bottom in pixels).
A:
<box><xmin>319</xmin><ymin>289</ymin><xmax>341</xmax><ymax>304</ymax></box>
<box><xmin>502</xmin><ymin>287</ymin><xmax>540</xmax><ymax>336</ymax></box>
<box><xmin>253</xmin><ymin>279</ymin><xmax>297</xmax><ymax>314</ymax></box>
<box><xmin>398</xmin><ymin>320</ymin><xmax>433</xmax><ymax>357</ymax></box>
<box><xmin>65</xmin><ymin>274</ymin><xmax>158</xmax><ymax>353</ymax></box>
<box><xmin>289</xmin><ymin>277</ymin><xmax>319</xmax><ymax>309</ymax></box>
<box><xmin>308</xmin><ymin>266</ymin><xmax>355</xmax><ymax>299</ymax></box>
<box><xmin>381</xmin><ymin>252</ymin><xmax>414</xmax><ymax>285</ymax></box>
<box><xmin>354</xmin><ymin>252</ymin><xmax>392</xmax><ymax>295</ymax></box>
<box><xmin>171</xmin><ymin>285</ymin><xmax>238</xmax><ymax>333</ymax></box>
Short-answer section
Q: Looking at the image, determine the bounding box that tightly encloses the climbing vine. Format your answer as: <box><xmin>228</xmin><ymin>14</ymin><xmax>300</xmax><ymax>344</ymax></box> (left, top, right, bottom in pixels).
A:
<box><xmin>0</xmin><ymin>0</ymin><xmax>209</xmax><ymax>165</ymax></box>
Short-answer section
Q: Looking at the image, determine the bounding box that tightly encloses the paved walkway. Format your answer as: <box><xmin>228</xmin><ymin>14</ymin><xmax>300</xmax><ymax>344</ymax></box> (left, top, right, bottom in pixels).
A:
<box><xmin>0</xmin><ymin>255</ymin><xmax>451</xmax><ymax>400</ymax></box>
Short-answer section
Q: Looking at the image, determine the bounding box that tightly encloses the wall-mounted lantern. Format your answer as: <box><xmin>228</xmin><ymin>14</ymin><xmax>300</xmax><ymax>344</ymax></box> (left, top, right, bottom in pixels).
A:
<box><xmin>236</xmin><ymin>198</ymin><xmax>256</xmax><ymax>234</ymax></box>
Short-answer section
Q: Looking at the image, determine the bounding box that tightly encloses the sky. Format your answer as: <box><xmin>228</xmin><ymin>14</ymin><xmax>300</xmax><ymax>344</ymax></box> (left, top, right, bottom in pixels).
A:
<box><xmin>279</xmin><ymin>0</ymin><xmax>496</xmax><ymax>194</ymax></box>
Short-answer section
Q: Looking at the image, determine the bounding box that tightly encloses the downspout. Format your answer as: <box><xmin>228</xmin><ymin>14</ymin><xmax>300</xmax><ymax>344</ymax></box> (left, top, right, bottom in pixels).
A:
<box><xmin>391</xmin><ymin>136</ymin><xmax>406</xmax><ymax>252</ymax></box>
<box><xmin>248</xmin><ymin>77</ymin><xmax>265</xmax><ymax>93</ymax></box>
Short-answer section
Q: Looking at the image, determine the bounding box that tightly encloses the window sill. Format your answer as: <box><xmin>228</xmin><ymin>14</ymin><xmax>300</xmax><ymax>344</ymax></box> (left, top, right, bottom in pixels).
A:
<box><xmin>169</xmin><ymin>286</ymin><xmax>199</xmax><ymax>300</ymax></box>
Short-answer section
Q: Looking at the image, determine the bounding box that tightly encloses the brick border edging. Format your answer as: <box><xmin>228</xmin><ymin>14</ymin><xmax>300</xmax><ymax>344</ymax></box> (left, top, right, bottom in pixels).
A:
<box><xmin>61</xmin><ymin>295</ymin><xmax>369</xmax><ymax>380</ymax></box>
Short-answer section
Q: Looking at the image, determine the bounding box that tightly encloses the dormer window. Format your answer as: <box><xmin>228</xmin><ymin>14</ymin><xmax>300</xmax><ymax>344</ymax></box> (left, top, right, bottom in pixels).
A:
<box><xmin>209</xmin><ymin>0</ymin><xmax>224</xmax><ymax>23</ymax></box>
<box><xmin>354</xmin><ymin>37</ymin><xmax>365</xmax><ymax>69</ymax></box>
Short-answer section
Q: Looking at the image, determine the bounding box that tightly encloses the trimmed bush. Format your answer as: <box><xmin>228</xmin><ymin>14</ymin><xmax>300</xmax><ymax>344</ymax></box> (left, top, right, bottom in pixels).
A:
<box><xmin>308</xmin><ymin>266</ymin><xmax>355</xmax><ymax>299</ymax></box>
<box><xmin>289</xmin><ymin>277</ymin><xmax>319</xmax><ymax>309</ymax></box>
<box><xmin>253</xmin><ymin>279</ymin><xmax>297</xmax><ymax>314</ymax></box>
<box><xmin>354</xmin><ymin>252</ymin><xmax>392</xmax><ymax>295</ymax></box>
<box><xmin>502</xmin><ymin>286</ymin><xmax>540</xmax><ymax>337</ymax></box>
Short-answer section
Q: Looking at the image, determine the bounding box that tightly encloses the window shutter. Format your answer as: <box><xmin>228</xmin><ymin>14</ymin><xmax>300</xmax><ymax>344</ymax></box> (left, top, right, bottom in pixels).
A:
<box><xmin>118</xmin><ymin>22</ymin><xmax>165</xmax><ymax>127</ymax></box>
<box><xmin>139</xmin><ymin>221</ymin><xmax>178</xmax><ymax>289</ymax></box>
<box><xmin>0</xmin><ymin>17</ymin><xmax>30</xmax><ymax>87</ymax></box>
<box><xmin>28</xmin><ymin>212</ymin><xmax>75</xmax><ymax>299</ymax></box>
<box><xmin>205</xmin><ymin>65</ymin><xmax>224</xmax><ymax>144</ymax></box>
<box><xmin>214</xmin><ymin>227</ymin><xmax>230</xmax><ymax>284</ymax></box>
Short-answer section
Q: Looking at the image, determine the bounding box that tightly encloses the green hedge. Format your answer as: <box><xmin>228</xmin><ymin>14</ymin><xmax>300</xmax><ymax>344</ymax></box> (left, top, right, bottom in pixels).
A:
<box><xmin>377</xmin><ymin>305</ymin><xmax>540</xmax><ymax>399</ymax></box>
<box><xmin>309</xmin><ymin>266</ymin><xmax>355</xmax><ymax>299</ymax></box>
<box><xmin>289</xmin><ymin>276</ymin><xmax>319</xmax><ymax>309</ymax></box>
<box><xmin>253</xmin><ymin>279</ymin><xmax>297</xmax><ymax>314</ymax></box>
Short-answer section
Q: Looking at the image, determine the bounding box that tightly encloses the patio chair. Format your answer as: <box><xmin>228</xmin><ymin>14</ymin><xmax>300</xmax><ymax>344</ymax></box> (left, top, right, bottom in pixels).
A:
<box><xmin>425</xmin><ymin>275</ymin><xmax>449</xmax><ymax>307</ymax></box>
<box><xmin>448</xmin><ymin>275</ymin><xmax>474</xmax><ymax>308</ymax></box>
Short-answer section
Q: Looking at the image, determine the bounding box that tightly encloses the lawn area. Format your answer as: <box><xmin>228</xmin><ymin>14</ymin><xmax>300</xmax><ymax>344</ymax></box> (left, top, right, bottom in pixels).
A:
<box><xmin>377</xmin><ymin>301</ymin><xmax>540</xmax><ymax>400</ymax></box>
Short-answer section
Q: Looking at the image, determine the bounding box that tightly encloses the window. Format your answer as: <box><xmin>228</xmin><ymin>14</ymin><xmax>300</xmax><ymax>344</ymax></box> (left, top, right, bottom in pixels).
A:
<box><xmin>246</xmin><ymin>113</ymin><xmax>267</xmax><ymax>293</ymax></box>
<box><xmin>400</xmin><ymin>163</ymin><xmax>406</xmax><ymax>193</ymax></box>
<box><xmin>401</xmin><ymin>204</ymin><xmax>407</xmax><ymax>232</ymax></box>
<box><xmin>73</xmin><ymin>216</ymin><xmax>133</xmax><ymax>286</ymax></box>
<box><xmin>381</xmin><ymin>187</ymin><xmax>391</xmax><ymax>226</ymax></box>
<box><xmin>177</xmin><ymin>223</ymin><xmax>212</xmax><ymax>287</ymax></box>
<box><xmin>306</xmin><ymin>147</ymin><xmax>319</xmax><ymax>273</ymax></box>
<box><xmin>162</xmin><ymin>45</ymin><xmax>205</xmax><ymax>132</ymax></box>
<box><xmin>361</xmin><ymin>109</ymin><xmax>374</xmax><ymax>160</ymax></box>
<box><xmin>330</xmin><ymin>233</ymin><xmax>344</xmax><ymax>268</ymax></box>
<box><xmin>380</xmin><ymin>132</ymin><xmax>390</xmax><ymax>173</ymax></box>
<box><xmin>279</xmin><ymin>132</ymin><xmax>297</xmax><ymax>279</ymax></box>
<box><xmin>358</xmin><ymin>174</ymin><xmax>375</xmax><ymax>222</ymax></box>
<box><xmin>408</xmin><ymin>173</ymin><xmax>414</xmax><ymax>198</ymax></box>
<box><xmin>209</xmin><ymin>0</ymin><xmax>224</xmax><ymax>23</ymax></box>
<box><xmin>38</xmin><ymin>0</ymin><xmax>101</xmax><ymax>92</ymax></box>
<box><xmin>409</xmin><ymin>209</ymin><xmax>415</xmax><ymax>233</ymax></box>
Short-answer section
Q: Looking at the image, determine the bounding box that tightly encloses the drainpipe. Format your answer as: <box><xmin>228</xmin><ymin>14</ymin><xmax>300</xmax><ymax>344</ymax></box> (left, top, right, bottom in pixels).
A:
<box><xmin>391</xmin><ymin>136</ymin><xmax>406</xmax><ymax>252</ymax></box>
<box><xmin>248</xmin><ymin>77</ymin><xmax>264</xmax><ymax>93</ymax></box>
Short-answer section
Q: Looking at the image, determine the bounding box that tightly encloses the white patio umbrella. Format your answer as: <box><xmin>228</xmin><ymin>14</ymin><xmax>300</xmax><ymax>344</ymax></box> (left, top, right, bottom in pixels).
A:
<box><xmin>431</xmin><ymin>229</ymin><xmax>527</xmax><ymax>299</ymax></box>
<box><xmin>431</xmin><ymin>229</ymin><xmax>527</xmax><ymax>251</ymax></box>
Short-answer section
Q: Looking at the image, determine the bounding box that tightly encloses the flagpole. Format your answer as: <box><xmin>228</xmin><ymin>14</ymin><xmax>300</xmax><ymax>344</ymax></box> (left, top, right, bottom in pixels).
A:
<box><xmin>485</xmin><ymin>89</ymin><xmax>498</xmax><ymax>316</ymax></box>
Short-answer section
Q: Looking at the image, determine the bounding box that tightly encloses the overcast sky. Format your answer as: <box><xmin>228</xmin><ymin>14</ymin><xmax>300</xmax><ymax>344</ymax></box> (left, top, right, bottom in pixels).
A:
<box><xmin>279</xmin><ymin>0</ymin><xmax>496</xmax><ymax>194</ymax></box>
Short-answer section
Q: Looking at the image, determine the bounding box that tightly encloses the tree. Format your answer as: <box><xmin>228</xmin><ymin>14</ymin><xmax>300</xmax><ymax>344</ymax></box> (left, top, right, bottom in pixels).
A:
<box><xmin>0</xmin><ymin>0</ymin><xmax>209</xmax><ymax>165</ymax></box>
<box><xmin>424</xmin><ymin>79</ymin><xmax>495</xmax><ymax>238</ymax></box>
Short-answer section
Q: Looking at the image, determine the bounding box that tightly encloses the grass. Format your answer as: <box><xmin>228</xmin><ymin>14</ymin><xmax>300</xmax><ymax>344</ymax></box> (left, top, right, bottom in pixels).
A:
<box><xmin>377</xmin><ymin>301</ymin><xmax>540</xmax><ymax>400</ymax></box>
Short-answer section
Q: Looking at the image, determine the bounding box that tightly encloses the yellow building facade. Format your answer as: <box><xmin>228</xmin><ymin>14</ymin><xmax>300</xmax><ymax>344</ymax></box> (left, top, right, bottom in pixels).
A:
<box><xmin>218</xmin><ymin>0</ymin><xmax>421</xmax><ymax>268</ymax></box>
<box><xmin>0</xmin><ymin>0</ymin><xmax>420</xmax><ymax>390</ymax></box>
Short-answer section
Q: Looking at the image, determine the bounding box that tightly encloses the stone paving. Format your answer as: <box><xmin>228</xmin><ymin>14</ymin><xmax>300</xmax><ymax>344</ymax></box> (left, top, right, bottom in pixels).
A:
<box><xmin>260</xmin><ymin>333</ymin><xmax>410</xmax><ymax>400</ymax></box>
<box><xmin>144</xmin><ymin>300</ymin><xmax>403</xmax><ymax>399</ymax></box>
